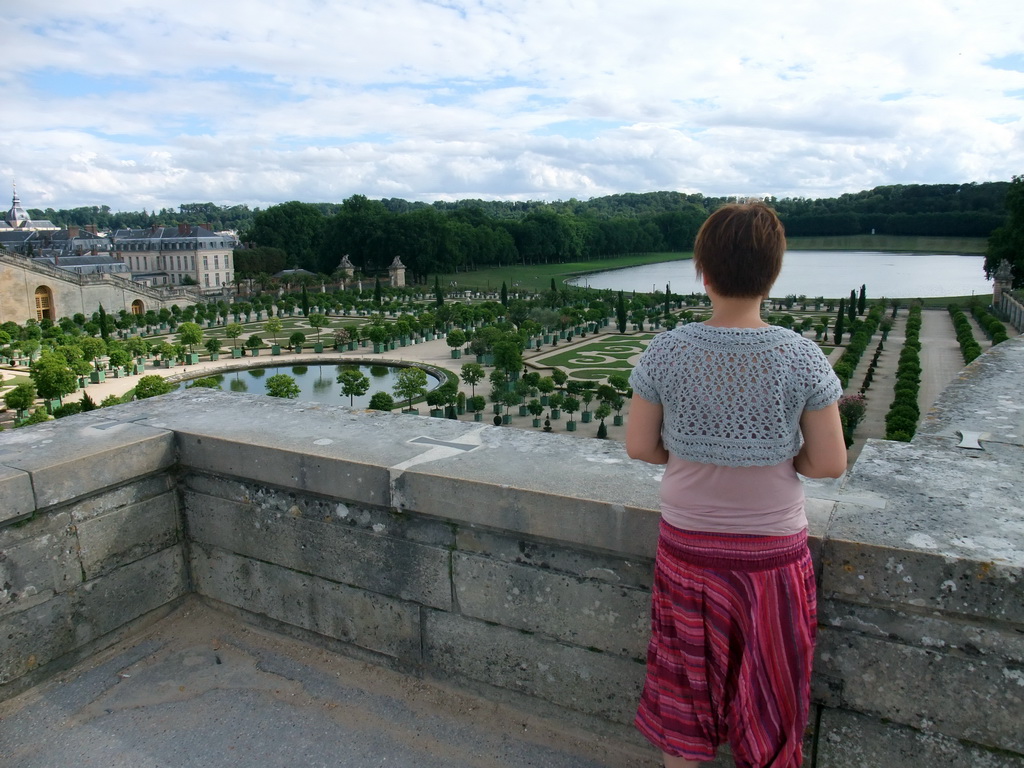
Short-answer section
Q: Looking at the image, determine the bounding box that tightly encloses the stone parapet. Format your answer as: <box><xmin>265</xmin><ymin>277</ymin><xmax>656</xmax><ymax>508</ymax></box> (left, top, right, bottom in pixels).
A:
<box><xmin>2</xmin><ymin>335</ymin><xmax>1023</xmax><ymax>765</ymax></box>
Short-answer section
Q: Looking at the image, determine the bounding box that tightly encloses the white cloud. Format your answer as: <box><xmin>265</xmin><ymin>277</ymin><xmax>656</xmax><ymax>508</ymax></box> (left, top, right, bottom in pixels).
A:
<box><xmin>3</xmin><ymin>0</ymin><xmax>1022</xmax><ymax>212</ymax></box>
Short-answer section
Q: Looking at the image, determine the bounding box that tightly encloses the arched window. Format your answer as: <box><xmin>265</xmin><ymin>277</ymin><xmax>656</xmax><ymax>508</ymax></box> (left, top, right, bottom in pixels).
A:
<box><xmin>131</xmin><ymin>299</ymin><xmax>145</xmax><ymax>315</ymax></box>
<box><xmin>34</xmin><ymin>286</ymin><xmax>54</xmax><ymax>321</ymax></box>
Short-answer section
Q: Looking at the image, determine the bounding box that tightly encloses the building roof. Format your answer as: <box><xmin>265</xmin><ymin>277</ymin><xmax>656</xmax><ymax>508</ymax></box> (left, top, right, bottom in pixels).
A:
<box><xmin>3</xmin><ymin>186</ymin><xmax>58</xmax><ymax>231</ymax></box>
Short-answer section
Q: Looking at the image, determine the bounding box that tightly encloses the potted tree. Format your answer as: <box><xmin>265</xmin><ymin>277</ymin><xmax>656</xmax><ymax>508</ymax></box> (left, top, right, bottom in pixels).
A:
<box><xmin>108</xmin><ymin>346</ymin><xmax>132</xmax><ymax>377</ymax></box>
<box><xmin>78</xmin><ymin>336</ymin><xmax>107</xmax><ymax>383</ymax></box>
<box><xmin>548</xmin><ymin>391</ymin><xmax>564</xmax><ymax>420</ymax></box>
<box><xmin>205</xmin><ymin>336</ymin><xmax>223</xmax><ymax>362</ymax></box>
<box><xmin>177</xmin><ymin>321</ymin><xmax>203</xmax><ymax>364</ymax></box>
<box><xmin>580</xmin><ymin>387</ymin><xmax>595</xmax><ymax>423</ymax></box>
<box><xmin>264</xmin><ymin>317</ymin><xmax>283</xmax><ymax>355</ymax></box>
<box><xmin>446</xmin><ymin>328</ymin><xmax>466</xmax><ymax>359</ymax></box>
<box><xmin>468</xmin><ymin>394</ymin><xmax>486</xmax><ymax>422</ymax></box>
<box><xmin>308</xmin><ymin>313</ymin><xmax>329</xmax><ymax>352</ymax></box>
<box><xmin>289</xmin><ymin>331</ymin><xmax>306</xmax><ymax>353</ymax></box>
<box><xmin>366</xmin><ymin>324</ymin><xmax>389</xmax><ymax>354</ymax></box>
<box><xmin>426</xmin><ymin>387</ymin><xmax>446</xmax><ymax>417</ymax></box>
<box><xmin>246</xmin><ymin>334</ymin><xmax>264</xmax><ymax>357</ymax></box>
<box><xmin>562</xmin><ymin>395</ymin><xmax>580</xmax><ymax>431</ymax></box>
<box><xmin>536</xmin><ymin>376</ymin><xmax>554</xmax><ymax>406</ymax></box>
<box><xmin>460</xmin><ymin>362</ymin><xmax>484</xmax><ymax>398</ymax></box>
<box><xmin>225</xmin><ymin>322</ymin><xmax>244</xmax><ymax>358</ymax></box>
<box><xmin>527</xmin><ymin>398</ymin><xmax>544</xmax><ymax>428</ymax></box>
<box><xmin>500</xmin><ymin>389</ymin><xmax>519</xmax><ymax>424</ymax></box>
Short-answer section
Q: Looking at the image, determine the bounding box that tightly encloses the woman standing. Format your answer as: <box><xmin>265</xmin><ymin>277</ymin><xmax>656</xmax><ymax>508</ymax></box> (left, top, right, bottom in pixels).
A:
<box><xmin>626</xmin><ymin>202</ymin><xmax>846</xmax><ymax>768</ymax></box>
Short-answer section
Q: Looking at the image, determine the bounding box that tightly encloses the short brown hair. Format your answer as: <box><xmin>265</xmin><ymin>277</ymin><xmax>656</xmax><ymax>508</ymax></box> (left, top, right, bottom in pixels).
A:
<box><xmin>693</xmin><ymin>201</ymin><xmax>786</xmax><ymax>298</ymax></box>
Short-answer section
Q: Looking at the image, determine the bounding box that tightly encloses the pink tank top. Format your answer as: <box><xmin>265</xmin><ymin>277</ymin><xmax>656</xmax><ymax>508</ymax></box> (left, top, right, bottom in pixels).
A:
<box><xmin>659</xmin><ymin>455</ymin><xmax>807</xmax><ymax>535</ymax></box>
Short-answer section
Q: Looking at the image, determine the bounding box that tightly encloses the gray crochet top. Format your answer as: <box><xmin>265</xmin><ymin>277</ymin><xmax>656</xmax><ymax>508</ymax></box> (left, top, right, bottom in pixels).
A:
<box><xmin>629</xmin><ymin>324</ymin><xmax>842</xmax><ymax>467</ymax></box>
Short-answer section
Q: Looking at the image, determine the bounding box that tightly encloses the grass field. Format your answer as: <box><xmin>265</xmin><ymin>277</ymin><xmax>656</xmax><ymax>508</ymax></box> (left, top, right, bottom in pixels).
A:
<box><xmin>433</xmin><ymin>236</ymin><xmax>988</xmax><ymax>294</ymax></box>
<box><xmin>786</xmin><ymin>235</ymin><xmax>987</xmax><ymax>254</ymax></box>
<box><xmin>436</xmin><ymin>253</ymin><xmax>688</xmax><ymax>294</ymax></box>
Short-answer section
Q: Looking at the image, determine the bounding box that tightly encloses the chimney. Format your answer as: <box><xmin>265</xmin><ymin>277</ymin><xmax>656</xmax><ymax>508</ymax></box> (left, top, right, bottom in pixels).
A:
<box><xmin>68</xmin><ymin>225</ymin><xmax>80</xmax><ymax>238</ymax></box>
<box><xmin>86</xmin><ymin>224</ymin><xmax>97</xmax><ymax>235</ymax></box>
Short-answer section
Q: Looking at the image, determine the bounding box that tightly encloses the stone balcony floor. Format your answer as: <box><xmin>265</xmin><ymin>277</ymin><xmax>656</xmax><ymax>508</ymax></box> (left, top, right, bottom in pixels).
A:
<box><xmin>0</xmin><ymin>599</ymin><xmax>660</xmax><ymax>768</ymax></box>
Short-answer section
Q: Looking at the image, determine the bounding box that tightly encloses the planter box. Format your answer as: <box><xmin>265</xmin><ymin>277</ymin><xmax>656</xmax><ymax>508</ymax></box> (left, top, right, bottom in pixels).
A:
<box><xmin>450</xmin><ymin>349</ymin><xmax>461</xmax><ymax>359</ymax></box>
<box><xmin>473</xmin><ymin>412</ymin><xmax>483</xmax><ymax>422</ymax></box>
<box><xmin>184</xmin><ymin>353</ymin><xmax>200</xmax><ymax>365</ymax></box>
<box><xmin>314</xmin><ymin>343</ymin><xmax>324</xmax><ymax>353</ymax></box>
<box><xmin>581</xmin><ymin>411</ymin><xmax>592</xmax><ymax>423</ymax></box>
<box><xmin>493</xmin><ymin>404</ymin><xmax>502</xmax><ymax>414</ymax></box>
<box><xmin>78</xmin><ymin>376</ymin><xmax>89</xmax><ymax>388</ymax></box>
<box><xmin>231</xmin><ymin>348</ymin><xmax>243</xmax><ymax>359</ymax></box>
<box><xmin>294</xmin><ymin>346</ymin><xmax>303</xmax><ymax>354</ymax></box>
<box><xmin>271</xmin><ymin>345</ymin><xmax>281</xmax><ymax>355</ymax></box>
<box><xmin>613</xmin><ymin>415</ymin><xmax>624</xmax><ymax>427</ymax></box>
<box><xmin>550</xmin><ymin>408</ymin><xmax>561</xmax><ymax>419</ymax></box>
<box><xmin>402</xmin><ymin>408</ymin><xmax>419</xmax><ymax>415</ymax></box>
<box><xmin>502</xmin><ymin>414</ymin><xmax>511</xmax><ymax>425</ymax></box>
<box><xmin>532</xmin><ymin>418</ymin><xmax>542</xmax><ymax>428</ymax></box>
<box><xmin>132</xmin><ymin>363</ymin><xmax>145</xmax><ymax>375</ymax></box>
<box><xmin>89</xmin><ymin>370</ymin><xmax>106</xmax><ymax>384</ymax></box>
<box><xmin>209</xmin><ymin>354</ymin><xmax>219</xmax><ymax>362</ymax></box>
<box><xmin>518</xmin><ymin>405</ymin><xmax>528</xmax><ymax>417</ymax></box>
<box><xmin>430</xmin><ymin>408</ymin><xmax>445</xmax><ymax>418</ymax></box>
<box><xmin>347</xmin><ymin>341</ymin><xmax>357</xmax><ymax>351</ymax></box>
<box><xmin>250</xmin><ymin>348</ymin><xmax>260</xmax><ymax>356</ymax></box>
<box><xmin>540</xmin><ymin>395</ymin><xmax>549</xmax><ymax>406</ymax></box>
<box><xmin>373</xmin><ymin>343</ymin><xmax>383</xmax><ymax>354</ymax></box>
<box><xmin>566</xmin><ymin>421</ymin><xmax>577</xmax><ymax>432</ymax></box>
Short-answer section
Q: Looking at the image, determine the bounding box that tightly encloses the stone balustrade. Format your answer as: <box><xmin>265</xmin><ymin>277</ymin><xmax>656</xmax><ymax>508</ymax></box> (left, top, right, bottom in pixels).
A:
<box><xmin>2</xmin><ymin>338</ymin><xmax>1023</xmax><ymax>766</ymax></box>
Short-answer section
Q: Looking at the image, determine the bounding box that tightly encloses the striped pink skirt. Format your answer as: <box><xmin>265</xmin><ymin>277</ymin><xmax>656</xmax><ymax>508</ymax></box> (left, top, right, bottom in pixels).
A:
<box><xmin>635</xmin><ymin>521</ymin><xmax>817</xmax><ymax>768</ymax></box>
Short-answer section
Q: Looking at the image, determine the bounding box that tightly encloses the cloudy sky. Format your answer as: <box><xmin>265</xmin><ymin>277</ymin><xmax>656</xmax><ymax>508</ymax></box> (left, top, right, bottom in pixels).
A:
<box><xmin>4</xmin><ymin>0</ymin><xmax>1022</xmax><ymax>213</ymax></box>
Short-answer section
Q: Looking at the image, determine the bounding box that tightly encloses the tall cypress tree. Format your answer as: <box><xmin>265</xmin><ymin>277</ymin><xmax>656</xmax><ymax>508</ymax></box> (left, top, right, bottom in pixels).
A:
<box><xmin>98</xmin><ymin>304</ymin><xmax>110</xmax><ymax>341</ymax></box>
<box><xmin>501</xmin><ymin>281</ymin><xmax>508</xmax><ymax>307</ymax></box>
<box><xmin>858</xmin><ymin>284</ymin><xmax>867</xmax><ymax>316</ymax></box>
<box><xmin>848</xmin><ymin>290</ymin><xmax>857</xmax><ymax>322</ymax></box>
<box><xmin>373</xmin><ymin>277</ymin><xmax>383</xmax><ymax>306</ymax></box>
<box><xmin>434</xmin><ymin>275</ymin><xmax>444</xmax><ymax>307</ymax></box>
<box><xmin>835</xmin><ymin>298</ymin><xmax>846</xmax><ymax>345</ymax></box>
<box><xmin>616</xmin><ymin>291</ymin><xmax>628</xmax><ymax>333</ymax></box>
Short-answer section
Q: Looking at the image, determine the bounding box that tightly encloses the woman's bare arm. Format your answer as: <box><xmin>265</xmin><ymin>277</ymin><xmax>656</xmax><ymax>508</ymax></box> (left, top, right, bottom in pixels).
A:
<box><xmin>625</xmin><ymin>394</ymin><xmax>669</xmax><ymax>465</ymax></box>
<box><xmin>794</xmin><ymin>402</ymin><xmax>847</xmax><ymax>478</ymax></box>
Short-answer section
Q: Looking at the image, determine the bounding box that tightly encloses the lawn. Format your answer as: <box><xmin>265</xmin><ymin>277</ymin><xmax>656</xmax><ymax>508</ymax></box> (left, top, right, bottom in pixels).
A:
<box><xmin>435</xmin><ymin>253</ymin><xmax>691</xmax><ymax>294</ymax></box>
<box><xmin>786</xmin><ymin>235</ymin><xmax>987</xmax><ymax>254</ymax></box>
<box><xmin>532</xmin><ymin>335</ymin><xmax>654</xmax><ymax>381</ymax></box>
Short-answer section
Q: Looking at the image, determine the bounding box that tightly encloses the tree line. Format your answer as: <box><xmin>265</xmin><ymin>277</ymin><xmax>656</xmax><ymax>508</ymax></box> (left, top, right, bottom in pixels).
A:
<box><xmin>28</xmin><ymin>181</ymin><xmax>1014</xmax><ymax>281</ymax></box>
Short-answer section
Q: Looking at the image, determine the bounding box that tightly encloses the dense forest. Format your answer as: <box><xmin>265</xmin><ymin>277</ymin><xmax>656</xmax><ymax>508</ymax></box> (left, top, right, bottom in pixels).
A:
<box><xmin>28</xmin><ymin>181</ymin><xmax>1013</xmax><ymax>283</ymax></box>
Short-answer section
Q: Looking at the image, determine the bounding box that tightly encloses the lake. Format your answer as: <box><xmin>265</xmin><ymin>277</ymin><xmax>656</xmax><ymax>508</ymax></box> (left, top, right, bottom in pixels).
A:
<box><xmin>568</xmin><ymin>251</ymin><xmax>992</xmax><ymax>299</ymax></box>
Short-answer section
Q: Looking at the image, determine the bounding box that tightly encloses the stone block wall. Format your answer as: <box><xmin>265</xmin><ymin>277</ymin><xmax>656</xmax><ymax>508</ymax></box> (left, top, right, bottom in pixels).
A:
<box><xmin>0</xmin><ymin>414</ymin><xmax>187</xmax><ymax>698</ymax></box>
<box><xmin>2</xmin><ymin>347</ymin><xmax>1023</xmax><ymax>768</ymax></box>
